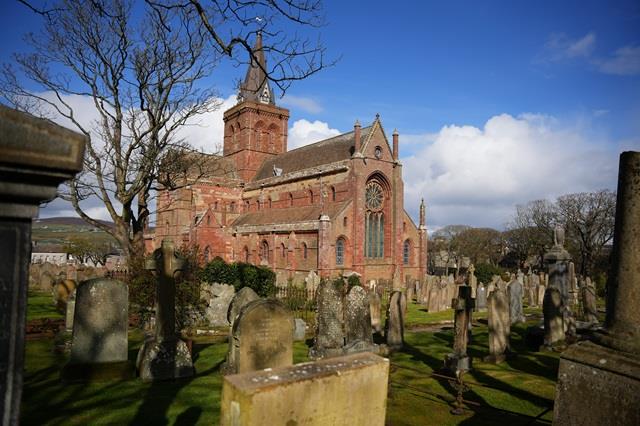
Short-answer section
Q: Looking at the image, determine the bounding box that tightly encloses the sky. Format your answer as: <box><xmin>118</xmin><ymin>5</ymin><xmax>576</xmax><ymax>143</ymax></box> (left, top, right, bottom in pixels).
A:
<box><xmin>1</xmin><ymin>0</ymin><xmax>639</xmax><ymax>230</ymax></box>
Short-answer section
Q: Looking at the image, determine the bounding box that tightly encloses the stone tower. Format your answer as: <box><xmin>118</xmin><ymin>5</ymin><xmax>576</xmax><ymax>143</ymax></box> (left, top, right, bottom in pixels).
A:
<box><xmin>223</xmin><ymin>32</ymin><xmax>290</xmax><ymax>182</ymax></box>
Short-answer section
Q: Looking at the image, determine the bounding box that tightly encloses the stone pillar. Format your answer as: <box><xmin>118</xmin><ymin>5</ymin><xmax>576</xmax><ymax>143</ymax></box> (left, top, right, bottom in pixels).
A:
<box><xmin>0</xmin><ymin>106</ymin><xmax>85</xmax><ymax>425</ymax></box>
<box><xmin>543</xmin><ymin>227</ymin><xmax>574</xmax><ymax>341</ymax></box>
<box><xmin>317</xmin><ymin>214</ymin><xmax>331</xmax><ymax>278</ymax></box>
<box><xmin>553</xmin><ymin>152</ymin><xmax>640</xmax><ymax>425</ymax></box>
<box><xmin>392</xmin><ymin>129</ymin><xmax>399</xmax><ymax>161</ymax></box>
<box><xmin>444</xmin><ymin>285</ymin><xmax>474</xmax><ymax>373</ymax></box>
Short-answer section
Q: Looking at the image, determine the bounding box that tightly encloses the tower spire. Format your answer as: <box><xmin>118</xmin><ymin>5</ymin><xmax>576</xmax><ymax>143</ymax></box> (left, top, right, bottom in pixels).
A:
<box><xmin>238</xmin><ymin>32</ymin><xmax>275</xmax><ymax>105</ymax></box>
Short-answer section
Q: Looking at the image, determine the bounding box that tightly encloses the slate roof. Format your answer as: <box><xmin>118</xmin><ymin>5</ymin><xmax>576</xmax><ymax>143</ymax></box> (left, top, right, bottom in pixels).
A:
<box><xmin>232</xmin><ymin>201</ymin><xmax>350</xmax><ymax>228</ymax></box>
<box><xmin>252</xmin><ymin>126</ymin><xmax>373</xmax><ymax>181</ymax></box>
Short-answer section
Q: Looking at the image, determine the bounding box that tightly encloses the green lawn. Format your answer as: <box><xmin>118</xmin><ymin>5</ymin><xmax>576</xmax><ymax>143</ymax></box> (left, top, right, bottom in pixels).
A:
<box><xmin>21</xmin><ymin>297</ymin><xmax>558</xmax><ymax>425</ymax></box>
<box><xmin>26</xmin><ymin>291</ymin><xmax>63</xmax><ymax>321</ymax></box>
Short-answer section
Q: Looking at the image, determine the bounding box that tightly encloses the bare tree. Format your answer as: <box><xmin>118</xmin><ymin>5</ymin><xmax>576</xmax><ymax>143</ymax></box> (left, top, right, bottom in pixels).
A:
<box><xmin>451</xmin><ymin>227</ymin><xmax>503</xmax><ymax>266</ymax></box>
<box><xmin>556</xmin><ymin>190</ymin><xmax>616</xmax><ymax>276</ymax></box>
<box><xmin>504</xmin><ymin>199</ymin><xmax>556</xmax><ymax>268</ymax></box>
<box><xmin>3</xmin><ymin>0</ymin><xmax>332</xmax><ymax>259</ymax></box>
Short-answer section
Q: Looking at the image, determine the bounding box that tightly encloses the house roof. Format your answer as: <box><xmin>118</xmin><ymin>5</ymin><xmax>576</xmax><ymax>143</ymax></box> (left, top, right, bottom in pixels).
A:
<box><xmin>252</xmin><ymin>126</ymin><xmax>373</xmax><ymax>181</ymax></box>
<box><xmin>232</xmin><ymin>201</ymin><xmax>350</xmax><ymax>228</ymax></box>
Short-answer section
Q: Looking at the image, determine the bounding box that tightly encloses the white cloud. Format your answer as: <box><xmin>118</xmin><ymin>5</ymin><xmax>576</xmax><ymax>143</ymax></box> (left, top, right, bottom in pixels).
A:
<box><xmin>281</xmin><ymin>95</ymin><xmax>323</xmax><ymax>114</ymax></box>
<box><xmin>594</xmin><ymin>45</ymin><xmax>640</xmax><ymax>76</ymax></box>
<box><xmin>287</xmin><ymin>119</ymin><xmax>340</xmax><ymax>150</ymax></box>
<box><xmin>402</xmin><ymin>113</ymin><xmax>622</xmax><ymax>230</ymax></box>
<box><xmin>174</xmin><ymin>95</ymin><xmax>236</xmax><ymax>153</ymax></box>
<box><xmin>542</xmin><ymin>32</ymin><xmax>596</xmax><ymax>61</ymax></box>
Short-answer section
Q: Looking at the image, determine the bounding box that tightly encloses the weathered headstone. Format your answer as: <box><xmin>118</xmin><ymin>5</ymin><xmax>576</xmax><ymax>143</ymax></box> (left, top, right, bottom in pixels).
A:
<box><xmin>476</xmin><ymin>283</ymin><xmax>487</xmax><ymax>311</ymax></box>
<box><xmin>444</xmin><ymin>286</ymin><xmax>474</xmax><ymax>373</ymax></box>
<box><xmin>385</xmin><ymin>291</ymin><xmax>404</xmax><ymax>350</ymax></box>
<box><xmin>508</xmin><ymin>278</ymin><xmax>526</xmax><ymax>324</ymax></box>
<box><xmin>543</xmin><ymin>287</ymin><xmax>565</xmax><ymax>348</ymax></box>
<box><xmin>304</xmin><ymin>270</ymin><xmax>321</xmax><ymax>296</ymax></box>
<box><xmin>468</xmin><ymin>264</ymin><xmax>477</xmax><ymax>297</ymax></box>
<box><xmin>220</xmin><ymin>353</ymin><xmax>389</xmax><ymax>426</ymax></box>
<box><xmin>293</xmin><ymin>318</ymin><xmax>306</xmax><ymax>342</ymax></box>
<box><xmin>544</xmin><ymin>225</ymin><xmax>575</xmax><ymax>341</ymax></box>
<box><xmin>0</xmin><ymin>108</ymin><xmax>84</xmax><ymax>414</ymax></box>
<box><xmin>554</xmin><ymin>152</ymin><xmax>640</xmax><ymax>425</ymax></box>
<box><xmin>310</xmin><ymin>279</ymin><xmax>345</xmax><ymax>359</ymax></box>
<box><xmin>137</xmin><ymin>240</ymin><xmax>194</xmax><ymax>381</ymax></box>
<box><xmin>202</xmin><ymin>283</ymin><xmax>235</xmax><ymax>327</ymax></box>
<box><xmin>62</xmin><ymin>278</ymin><xmax>133</xmax><ymax>381</ymax></box>
<box><xmin>581</xmin><ymin>278</ymin><xmax>599</xmax><ymax>324</ymax></box>
<box><xmin>484</xmin><ymin>287</ymin><xmax>510</xmax><ymax>363</ymax></box>
<box><xmin>227</xmin><ymin>299</ymin><xmax>293</xmax><ymax>374</ymax></box>
<box><xmin>65</xmin><ymin>290</ymin><xmax>76</xmax><ymax>332</ymax></box>
<box><xmin>227</xmin><ymin>287</ymin><xmax>259</xmax><ymax>326</ymax></box>
<box><xmin>344</xmin><ymin>286</ymin><xmax>378</xmax><ymax>354</ymax></box>
<box><xmin>428</xmin><ymin>279</ymin><xmax>440</xmax><ymax>312</ymax></box>
<box><xmin>369</xmin><ymin>291</ymin><xmax>382</xmax><ymax>333</ymax></box>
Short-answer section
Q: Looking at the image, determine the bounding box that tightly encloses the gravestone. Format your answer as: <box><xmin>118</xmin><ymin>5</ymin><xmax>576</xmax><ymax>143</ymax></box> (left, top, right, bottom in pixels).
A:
<box><xmin>530</xmin><ymin>274</ymin><xmax>540</xmax><ymax>307</ymax></box>
<box><xmin>0</xmin><ymin>106</ymin><xmax>85</xmax><ymax>422</ymax></box>
<box><xmin>484</xmin><ymin>287</ymin><xmax>510</xmax><ymax>363</ymax></box>
<box><xmin>344</xmin><ymin>286</ymin><xmax>377</xmax><ymax>354</ymax></box>
<box><xmin>385</xmin><ymin>291</ymin><xmax>404</xmax><ymax>350</ymax></box>
<box><xmin>468</xmin><ymin>264</ymin><xmax>477</xmax><ymax>297</ymax></box>
<box><xmin>444</xmin><ymin>285</ymin><xmax>474</xmax><ymax>373</ymax></box>
<box><xmin>220</xmin><ymin>353</ymin><xmax>389</xmax><ymax>426</ymax></box>
<box><xmin>137</xmin><ymin>240</ymin><xmax>194</xmax><ymax>381</ymax></box>
<box><xmin>581</xmin><ymin>279</ymin><xmax>599</xmax><ymax>324</ymax></box>
<box><xmin>543</xmin><ymin>287</ymin><xmax>565</xmax><ymax>348</ymax></box>
<box><xmin>369</xmin><ymin>291</ymin><xmax>382</xmax><ymax>333</ymax></box>
<box><xmin>508</xmin><ymin>278</ymin><xmax>526</xmax><ymax>324</ymax></box>
<box><xmin>202</xmin><ymin>283</ymin><xmax>235</xmax><ymax>327</ymax></box>
<box><xmin>309</xmin><ymin>279</ymin><xmax>345</xmax><ymax>359</ymax></box>
<box><xmin>61</xmin><ymin>278</ymin><xmax>133</xmax><ymax>382</ymax></box>
<box><xmin>428</xmin><ymin>279</ymin><xmax>440</xmax><ymax>312</ymax></box>
<box><xmin>228</xmin><ymin>299</ymin><xmax>293</xmax><ymax>374</ymax></box>
<box><xmin>554</xmin><ymin>152</ymin><xmax>640</xmax><ymax>425</ymax></box>
<box><xmin>65</xmin><ymin>290</ymin><xmax>76</xmax><ymax>332</ymax></box>
<box><xmin>227</xmin><ymin>287</ymin><xmax>259</xmax><ymax>326</ymax></box>
<box><xmin>476</xmin><ymin>283</ymin><xmax>487</xmax><ymax>311</ymax></box>
<box><xmin>293</xmin><ymin>318</ymin><xmax>306</xmax><ymax>342</ymax></box>
<box><xmin>544</xmin><ymin>225</ymin><xmax>575</xmax><ymax>342</ymax></box>
<box><xmin>537</xmin><ymin>279</ymin><xmax>546</xmax><ymax>307</ymax></box>
<box><xmin>304</xmin><ymin>270</ymin><xmax>321</xmax><ymax>295</ymax></box>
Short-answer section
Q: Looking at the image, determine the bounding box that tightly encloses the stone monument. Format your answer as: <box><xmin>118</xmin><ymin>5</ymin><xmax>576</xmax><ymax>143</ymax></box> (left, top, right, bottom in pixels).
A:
<box><xmin>344</xmin><ymin>286</ymin><xmax>378</xmax><ymax>354</ymax></box>
<box><xmin>581</xmin><ymin>278</ymin><xmax>599</xmax><ymax>325</ymax></box>
<box><xmin>543</xmin><ymin>225</ymin><xmax>575</xmax><ymax>342</ymax></box>
<box><xmin>476</xmin><ymin>283</ymin><xmax>487</xmax><ymax>312</ymax></box>
<box><xmin>369</xmin><ymin>291</ymin><xmax>382</xmax><ymax>334</ymax></box>
<box><xmin>225</xmin><ymin>299</ymin><xmax>293</xmax><ymax>374</ymax></box>
<box><xmin>385</xmin><ymin>291</ymin><xmax>404</xmax><ymax>350</ymax></box>
<box><xmin>553</xmin><ymin>152</ymin><xmax>640</xmax><ymax>425</ymax></box>
<box><xmin>1</xmin><ymin>106</ymin><xmax>85</xmax><ymax>422</ymax></box>
<box><xmin>543</xmin><ymin>287</ymin><xmax>565</xmax><ymax>348</ymax></box>
<box><xmin>444</xmin><ymin>286</ymin><xmax>475</xmax><ymax>373</ymax></box>
<box><xmin>137</xmin><ymin>240</ymin><xmax>194</xmax><ymax>381</ymax></box>
<box><xmin>309</xmin><ymin>279</ymin><xmax>345</xmax><ymax>359</ymax></box>
<box><xmin>508</xmin><ymin>278</ymin><xmax>526</xmax><ymax>324</ymax></box>
<box><xmin>484</xmin><ymin>287</ymin><xmax>510</xmax><ymax>363</ymax></box>
<box><xmin>61</xmin><ymin>278</ymin><xmax>133</xmax><ymax>382</ymax></box>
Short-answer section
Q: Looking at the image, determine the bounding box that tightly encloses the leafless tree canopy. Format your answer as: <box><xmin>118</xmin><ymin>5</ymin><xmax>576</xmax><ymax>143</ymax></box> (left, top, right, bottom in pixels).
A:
<box><xmin>3</xmin><ymin>0</ymin><xmax>332</xmax><ymax>258</ymax></box>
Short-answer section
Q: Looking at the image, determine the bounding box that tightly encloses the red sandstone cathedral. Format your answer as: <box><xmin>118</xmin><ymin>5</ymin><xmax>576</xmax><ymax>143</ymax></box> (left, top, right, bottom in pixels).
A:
<box><xmin>148</xmin><ymin>35</ymin><xmax>427</xmax><ymax>287</ymax></box>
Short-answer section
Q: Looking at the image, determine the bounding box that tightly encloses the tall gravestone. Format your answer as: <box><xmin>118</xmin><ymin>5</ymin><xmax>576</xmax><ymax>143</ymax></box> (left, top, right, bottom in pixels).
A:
<box><xmin>65</xmin><ymin>290</ymin><xmax>76</xmax><ymax>332</ymax></box>
<box><xmin>543</xmin><ymin>287</ymin><xmax>565</xmax><ymax>348</ymax></box>
<box><xmin>508</xmin><ymin>278</ymin><xmax>526</xmax><ymax>324</ymax></box>
<box><xmin>344</xmin><ymin>286</ymin><xmax>378</xmax><ymax>354</ymax></box>
<box><xmin>543</xmin><ymin>226</ymin><xmax>575</xmax><ymax>342</ymax></box>
<box><xmin>137</xmin><ymin>240</ymin><xmax>194</xmax><ymax>381</ymax></box>
<box><xmin>229</xmin><ymin>299</ymin><xmax>293</xmax><ymax>374</ymax></box>
<box><xmin>554</xmin><ymin>152</ymin><xmax>640</xmax><ymax>425</ymax></box>
<box><xmin>444</xmin><ymin>285</ymin><xmax>474</xmax><ymax>373</ymax></box>
<box><xmin>581</xmin><ymin>279</ymin><xmax>599</xmax><ymax>324</ymax></box>
<box><xmin>385</xmin><ymin>291</ymin><xmax>404</xmax><ymax>350</ymax></box>
<box><xmin>310</xmin><ymin>279</ymin><xmax>345</xmax><ymax>359</ymax></box>
<box><xmin>222</xmin><ymin>287</ymin><xmax>260</xmax><ymax>374</ymax></box>
<box><xmin>369</xmin><ymin>291</ymin><xmax>382</xmax><ymax>334</ymax></box>
<box><xmin>1</xmin><ymin>106</ymin><xmax>85</xmax><ymax>424</ymax></box>
<box><xmin>476</xmin><ymin>283</ymin><xmax>487</xmax><ymax>311</ymax></box>
<box><xmin>484</xmin><ymin>287</ymin><xmax>510</xmax><ymax>363</ymax></box>
<box><xmin>61</xmin><ymin>278</ymin><xmax>133</xmax><ymax>382</ymax></box>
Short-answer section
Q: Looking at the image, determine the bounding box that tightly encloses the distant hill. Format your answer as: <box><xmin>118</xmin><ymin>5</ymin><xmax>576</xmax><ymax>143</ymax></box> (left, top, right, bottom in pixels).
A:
<box><xmin>34</xmin><ymin>217</ymin><xmax>114</xmax><ymax>228</ymax></box>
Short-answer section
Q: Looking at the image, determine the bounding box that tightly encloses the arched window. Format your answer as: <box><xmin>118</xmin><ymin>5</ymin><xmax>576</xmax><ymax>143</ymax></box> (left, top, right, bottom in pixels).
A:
<box><xmin>309</xmin><ymin>190</ymin><xmax>314</xmax><ymax>204</ymax></box>
<box><xmin>336</xmin><ymin>238</ymin><xmax>345</xmax><ymax>265</ymax></box>
<box><xmin>207</xmin><ymin>215</ymin><xmax>211</xmax><ymax>226</ymax></box>
<box><xmin>268</xmin><ymin>198</ymin><xmax>272</xmax><ymax>209</ymax></box>
<box><xmin>364</xmin><ymin>179</ymin><xmax>385</xmax><ymax>258</ymax></box>
<box><xmin>230</xmin><ymin>202</ymin><xmax>236</xmax><ymax>212</ymax></box>
<box><xmin>302</xmin><ymin>243</ymin><xmax>308</xmax><ymax>260</ymax></box>
<box><xmin>331</xmin><ymin>186</ymin><xmax>336</xmax><ymax>201</ymax></box>
<box><xmin>289</xmin><ymin>193</ymin><xmax>294</xmax><ymax>207</ymax></box>
<box><xmin>204</xmin><ymin>246</ymin><xmax>211</xmax><ymax>262</ymax></box>
<box><xmin>403</xmin><ymin>240</ymin><xmax>411</xmax><ymax>265</ymax></box>
<box><xmin>281</xmin><ymin>243</ymin><xmax>286</xmax><ymax>259</ymax></box>
<box><xmin>257</xmin><ymin>200</ymin><xmax>261</xmax><ymax>211</ymax></box>
<box><xmin>260</xmin><ymin>240</ymin><xmax>269</xmax><ymax>263</ymax></box>
<box><xmin>243</xmin><ymin>246</ymin><xmax>250</xmax><ymax>263</ymax></box>
<box><xmin>245</xmin><ymin>200</ymin><xmax>250</xmax><ymax>211</ymax></box>
<box><xmin>343</xmin><ymin>217</ymin><xmax>348</xmax><ymax>227</ymax></box>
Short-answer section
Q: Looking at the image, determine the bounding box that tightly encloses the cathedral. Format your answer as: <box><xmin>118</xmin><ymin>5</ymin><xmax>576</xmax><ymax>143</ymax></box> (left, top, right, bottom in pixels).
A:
<box><xmin>149</xmin><ymin>35</ymin><xmax>427</xmax><ymax>287</ymax></box>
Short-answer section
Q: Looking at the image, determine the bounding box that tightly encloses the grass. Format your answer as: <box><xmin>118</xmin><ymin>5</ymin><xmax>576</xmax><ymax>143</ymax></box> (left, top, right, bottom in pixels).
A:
<box><xmin>26</xmin><ymin>291</ymin><xmax>63</xmax><ymax>321</ymax></box>
<box><xmin>21</xmin><ymin>297</ymin><xmax>559</xmax><ymax>425</ymax></box>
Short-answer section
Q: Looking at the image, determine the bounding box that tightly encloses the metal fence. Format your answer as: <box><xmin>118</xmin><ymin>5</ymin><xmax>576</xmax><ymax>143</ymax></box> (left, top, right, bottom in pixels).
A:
<box><xmin>273</xmin><ymin>286</ymin><xmax>317</xmax><ymax>326</ymax></box>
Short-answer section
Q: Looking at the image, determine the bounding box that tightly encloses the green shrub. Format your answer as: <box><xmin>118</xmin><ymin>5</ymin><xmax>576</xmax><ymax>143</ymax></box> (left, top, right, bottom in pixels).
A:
<box><xmin>199</xmin><ymin>258</ymin><xmax>275</xmax><ymax>297</ymax></box>
<box><xmin>474</xmin><ymin>263</ymin><xmax>503</xmax><ymax>285</ymax></box>
<box><xmin>347</xmin><ymin>274</ymin><xmax>361</xmax><ymax>289</ymax></box>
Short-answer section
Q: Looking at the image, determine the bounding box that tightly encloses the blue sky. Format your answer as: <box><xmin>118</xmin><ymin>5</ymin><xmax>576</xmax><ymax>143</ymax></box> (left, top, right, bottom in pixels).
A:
<box><xmin>1</xmin><ymin>0</ymin><xmax>639</xmax><ymax>229</ymax></box>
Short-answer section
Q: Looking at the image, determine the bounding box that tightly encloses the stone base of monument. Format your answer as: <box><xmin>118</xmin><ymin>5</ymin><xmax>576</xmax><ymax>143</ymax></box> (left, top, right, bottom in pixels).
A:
<box><xmin>553</xmin><ymin>341</ymin><xmax>640</xmax><ymax>425</ymax></box>
<box><xmin>136</xmin><ymin>337</ymin><xmax>194</xmax><ymax>381</ymax></box>
<box><xmin>220</xmin><ymin>352</ymin><xmax>389</xmax><ymax>426</ymax></box>
<box><xmin>61</xmin><ymin>361</ymin><xmax>135</xmax><ymax>383</ymax></box>
<box><xmin>443</xmin><ymin>353</ymin><xmax>471</xmax><ymax>374</ymax></box>
<box><xmin>482</xmin><ymin>353</ymin><xmax>506</xmax><ymax>364</ymax></box>
<box><xmin>343</xmin><ymin>340</ymin><xmax>380</xmax><ymax>355</ymax></box>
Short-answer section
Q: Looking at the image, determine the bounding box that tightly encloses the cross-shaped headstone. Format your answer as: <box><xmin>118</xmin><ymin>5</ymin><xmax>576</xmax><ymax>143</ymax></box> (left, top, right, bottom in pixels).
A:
<box><xmin>451</xmin><ymin>285</ymin><xmax>475</xmax><ymax>357</ymax></box>
<box><xmin>145</xmin><ymin>239</ymin><xmax>186</xmax><ymax>342</ymax></box>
